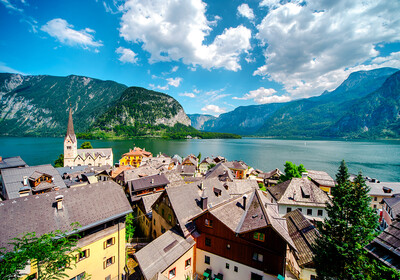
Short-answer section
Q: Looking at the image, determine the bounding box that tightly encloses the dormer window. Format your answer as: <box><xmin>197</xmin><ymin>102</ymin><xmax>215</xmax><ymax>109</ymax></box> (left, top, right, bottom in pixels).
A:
<box><xmin>205</xmin><ymin>218</ymin><xmax>213</xmax><ymax>228</ymax></box>
<box><xmin>253</xmin><ymin>232</ymin><xmax>265</xmax><ymax>241</ymax></box>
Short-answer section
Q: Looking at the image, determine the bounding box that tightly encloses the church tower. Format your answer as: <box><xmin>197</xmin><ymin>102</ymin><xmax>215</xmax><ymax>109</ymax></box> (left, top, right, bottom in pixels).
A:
<box><xmin>63</xmin><ymin>108</ymin><xmax>78</xmax><ymax>167</ymax></box>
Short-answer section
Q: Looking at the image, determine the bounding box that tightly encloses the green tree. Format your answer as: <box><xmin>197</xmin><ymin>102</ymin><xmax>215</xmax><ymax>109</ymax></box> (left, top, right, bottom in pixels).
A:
<box><xmin>0</xmin><ymin>224</ymin><xmax>81</xmax><ymax>280</ymax></box>
<box><xmin>79</xmin><ymin>142</ymin><xmax>93</xmax><ymax>149</ymax></box>
<box><xmin>125</xmin><ymin>213</ymin><xmax>136</xmax><ymax>242</ymax></box>
<box><xmin>197</xmin><ymin>152</ymin><xmax>202</xmax><ymax>162</ymax></box>
<box><xmin>313</xmin><ymin>160</ymin><xmax>381</xmax><ymax>279</ymax></box>
<box><xmin>279</xmin><ymin>161</ymin><xmax>306</xmax><ymax>182</ymax></box>
<box><xmin>53</xmin><ymin>154</ymin><xmax>64</xmax><ymax>168</ymax></box>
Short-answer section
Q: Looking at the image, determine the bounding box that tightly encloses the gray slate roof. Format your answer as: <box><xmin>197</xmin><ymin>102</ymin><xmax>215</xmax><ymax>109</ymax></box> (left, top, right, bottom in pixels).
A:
<box><xmin>176</xmin><ymin>165</ymin><xmax>196</xmax><ymax>176</ymax></box>
<box><xmin>141</xmin><ymin>193</ymin><xmax>163</xmax><ymax>214</ymax></box>
<box><xmin>0</xmin><ymin>180</ymin><xmax>132</xmax><ymax>251</ymax></box>
<box><xmin>225</xmin><ymin>179</ymin><xmax>258</xmax><ymax>196</ymax></box>
<box><xmin>204</xmin><ymin>162</ymin><xmax>234</xmax><ymax>182</ymax></box>
<box><xmin>367</xmin><ymin>181</ymin><xmax>400</xmax><ymax>197</ymax></box>
<box><xmin>267</xmin><ymin>178</ymin><xmax>330</xmax><ymax>208</ymax></box>
<box><xmin>129</xmin><ymin>174</ymin><xmax>170</xmax><ymax>193</ymax></box>
<box><xmin>163</xmin><ymin>170</ymin><xmax>185</xmax><ymax>188</ymax></box>
<box><xmin>284</xmin><ymin>209</ymin><xmax>320</xmax><ymax>267</ymax></box>
<box><xmin>134</xmin><ymin>229</ymin><xmax>195</xmax><ymax>280</ymax></box>
<box><xmin>307</xmin><ymin>170</ymin><xmax>335</xmax><ymax>188</ymax></box>
<box><xmin>224</xmin><ymin>160</ymin><xmax>247</xmax><ymax>170</ymax></box>
<box><xmin>123</xmin><ymin>165</ymin><xmax>159</xmax><ymax>183</ymax></box>
<box><xmin>76</xmin><ymin>148</ymin><xmax>113</xmax><ymax>159</ymax></box>
<box><xmin>0</xmin><ymin>156</ymin><xmax>27</xmax><ymax>170</ymax></box>
<box><xmin>383</xmin><ymin>195</ymin><xmax>400</xmax><ymax>219</ymax></box>
<box><xmin>1</xmin><ymin>164</ymin><xmax>67</xmax><ymax>199</ymax></box>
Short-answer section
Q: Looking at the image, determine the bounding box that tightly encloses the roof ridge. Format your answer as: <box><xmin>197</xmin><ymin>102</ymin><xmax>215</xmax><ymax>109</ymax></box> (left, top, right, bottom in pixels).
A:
<box><xmin>235</xmin><ymin>190</ymin><xmax>255</xmax><ymax>233</ymax></box>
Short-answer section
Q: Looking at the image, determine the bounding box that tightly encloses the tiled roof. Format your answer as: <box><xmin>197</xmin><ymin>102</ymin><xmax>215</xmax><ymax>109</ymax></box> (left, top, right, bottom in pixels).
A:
<box><xmin>123</xmin><ymin>165</ymin><xmax>159</xmax><ymax>183</ymax></box>
<box><xmin>267</xmin><ymin>178</ymin><xmax>330</xmax><ymax>208</ymax></box>
<box><xmin>204</xmin><ymin>162</ymin><xmax>234</xmax><ymax>182</ymax></box>
<box><xmin>77</xmin><ymin>148</ymin><xmax>112</xmax><ymax>159</ymax></box>
<box><xmin>365</xmin><ymin>220</ymin><xmax>400</xmax><ymax>269</ymax></box>
<box><xmin>111</xmin><ymin>165</ymin><xmax>132</xmax><ymax>178</ymax></box>
<box><xmin>258</xmin><ymin>168</ymin><xmax>283</xmax><ymax>179</ymax></box>
<box><xmin>284</xmin><ymin>209</ymin><xmax>320</xmax><ymax>267</ymax></box>
<box><xmin>383</xmin><ymin>195</ymin><xmax>400</xmax><ymax>219</ymax></box>
<box><xmin>134</xmin><ymin>229</ymin><xmax>195</xmax><ymax>280</ymax></box>
<box><xmin>307</xmin><ymin>170</ymin><xmax>335</xmax><ymax>188</ymax></box>
<box><xmin>141</xmin><ymin>193</ymin><xmax>163</xmax><ymax>214</ymax></box>
<box><xmin>200</xmin><ymin>157</ymin><xmax>215</xmax><ymax>165</ymax></box>
<box><xmin>1</xmin><ymin>164</ymin><xmax>67</xmax><ymax>200</ymax></box>
<box><xmin>0</xmin><ymin>156</ymin><xmax>27</xmax><ymax>170</ymax></box>
<box><xmin>224</xmin><ymin>179</ymin><xmax>258</xmax><ymax>196</ymax></box>
<box><xmin>65</xmin><ymin>108</ymin><xmax>77</xmax><ymax>143</ymax></box>
<box><xmin>163</xmin><ymin>170</ymin><xmax>185</xmax><ymax>188</ymax></box>
<box><xmin>0</xmin><ymin>181</ymin><xmax>132</xmax><ymax>251</ymax></box>
<box><xmin>225</xmin><ymin>160</ymin><xmax>247</xmax><ymax>170</ymax></box>
<box><xmin>129</xmin><ymin>174</ymin><xmax>170</xmax><ymax>193</ymax></box>
<box><xmin>176</xmin><ymin>165</ymin><xmax>196</xmax><ymax>175</ymax></box>
<box><xmin>367</xmin><ymin>181</ymin><xmax>400</xmax><ymax>197</ymax></box>
<box><xmin>209</xmin><ymin>189</ymin><xmax>296</xmax><ymax>250</ymax></box>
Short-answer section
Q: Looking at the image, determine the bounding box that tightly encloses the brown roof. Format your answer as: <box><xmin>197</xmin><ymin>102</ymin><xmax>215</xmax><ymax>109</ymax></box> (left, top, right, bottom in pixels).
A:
<box><xmin>123</xmin><ymin>150</ymin><xmax>144</xmax><ymax>157</ymax></box>
<box><xmin>267</xmin><ymin>178</ymin><xmax>330</xmax><ymax>208</ymax></box>
<box><xmin>129</xmin><ymin>174</ymin><xmax>170</xmax><ymax>194</ymax></box>
<box><xmin>284</xmin><ymin>209</ymin><xmax>320</xmax><ymax>267</ymax></box>
<box><xmin>123</xmin><ymin>165</ymin><xmax>159</xmax><ymax>183</ymax></box>
<box><xmin>307</xmin><ymin>170</ymin><xmax>335</xmax><ymax>188</ymax></box>
<box><xmin>365</xmin><ymin>220</ymin><xmax>400</xmax><ymax>269</ymax></box>
<box><xmin>225</xmin><ymin>160</ymin><xmax>247</xmax><ymax>170</ymax></box>
<box><xmin>0</xmin><ymin>181</ymin><xmax>132</xmax><ymax>251</ymax></box>
<box><xmin>224</xmin><ymin>179</ymin><xmax>258</xmax><ymax>195</ymax></box>
<box><xmin>111</xmin><ymin>165</ymin><xmax>132</xmax><ymax>178</ymax></box>
<box><xmin>204</xmin><ymin>162</ymin><xmax>234</xmax><ymax>182</ymax></box>
<box><xmin>65</xmin><ymin>107</ymin><xmax>76</xmax><ymax>143</ymax></box>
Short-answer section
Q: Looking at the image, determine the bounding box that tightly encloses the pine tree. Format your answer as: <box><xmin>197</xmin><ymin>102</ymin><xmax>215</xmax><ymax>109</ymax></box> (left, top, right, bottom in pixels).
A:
<box><xmin>313</xmin><ymin>160</ymin><xmax>379</xmax><ymax>279</ymax></box>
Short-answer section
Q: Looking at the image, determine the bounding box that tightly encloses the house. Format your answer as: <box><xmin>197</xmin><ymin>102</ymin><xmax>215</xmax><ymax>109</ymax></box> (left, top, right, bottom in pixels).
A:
<box><xmin>199</xmin><ymin>157</ymin><xmax>216</xmax><ymax>174</ymax></box>
<box><xmin>224</xmin><ymin>179</ymin><xmax>258</xmax><ymax>196</ymax></box>
<box><xmin>0</xmin><ymin>156</ymin><xmax>27</xmax><ymax>170</ymax></box>
<box><xmin>136</xmin><ymin>192</ymin><xmax>163</xmax><ymax>238</ymax></box>
<box><xmin>151</xmin><ymin>178</ymin><xmax>230</xmax><ymax>239</ymax></box>
<box><xmin>204</xmin><ymin>162</ymin><xmax>234</xmax><ymax>182</ymax></box>
<box><xmin>307</xmin><ymin>170</ymin><xmax>335</xmax><ymax>195</ymax></box>
<box><xmin>64</xmin><ymin>108</ymin><xmax>113</xmax><ymax>167</ymax></box>
<box><xmin>56</xmin><ymin>165</ymin><xmax>112</xmax><ymax>188</ymax></box>
<box><xmin>365</xmin><ymin>219</ymin><xmax>400</xmax><ymax>271</ymax></box>
<box><xmin>224</xmin><ymin>160</ymin><xmax>248</xmax><ymax>179</ymax></box>
<box><xmin>265</xmin><ymin>175</ymin><xmax>330</xmax><ymax>222</ymax></box>
<box><xmin>213</xmin><ymin>156</ymin><xmax>226</xmax><ymax>164</ymax></box>
<box><xmin>1</xmin><ymin>164</ymin><xmax>66</xmax><ymax>200</ymax></box>
<box><xmin>366</xmin><ymin>181</ymin><xmax>400</xmax><ymax>210</ymax></box>
<box><xmin>0</xmin><ymin>181</ymin><xmax>132</xmax><ymax>280</ymax></box>
<box><xmin>284</xmin><ymin>209</ymin><xmax>320</xmax><ymax>280</ymax></box>
<box><xmin>193</xmin><ymin>189</ymin><xmax>296</xmax><ymax>280</ymax></box>
<box><xmin>257</xmin><ymin>168</ymin><xmax>283</xmax><ymax>187</ymax></box>
<box><xmin>182</xmin><ymin>155</ymin><xmax>198</xmax><ymax>167</ymax></box>
<box><xmin>381</xmin><ymin>195</ymin><xmax>400</xmax><ymax>229</ymax></box>
<box><xmin>114</xmin><ymin>165</ymin><xmax>158</xmax><ymax>186</ymax></box>
<box><xmin>176</xmin><ymin>165</ymin><xmax>196</xmax><ymax>178</ymax></box>
<box><xmin>134</xmin><ymin>228</ymin><xmax>195</xmax><ymax>280</ymax></box>
<box><xmin>119</xmin><ymin>147</ymin><xmax>150</xmax><ymax>168</ymax></box>
<box><xmin>141</xmin><ymin>155</ymin><xmax>175</xmax><ymax>172</ymax></box>
<box><xmin>163</xmin><ymin>170</ymin><xmax>186</xmax><ymax>188</ymax></box>
<box><xmin>128</xmin><ymin>173</ymin><xmax>170</xmax><ymax>200</ymax></box>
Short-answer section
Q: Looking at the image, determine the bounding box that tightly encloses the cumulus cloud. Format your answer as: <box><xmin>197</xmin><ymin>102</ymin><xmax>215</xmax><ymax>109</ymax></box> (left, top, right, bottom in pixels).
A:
<box><xmin>149</xmin><ymin>84</ymin><xmax>169</xmax><ymax>91</ymax></box>
<box><xmin>201</xmin><ymin>104</ymin><xmax>226</xmax><ymax>115</ymax></box>
<box><xmin>166</xmin><ymin>77</ymin><xmax>182</xmax><ymax>87</ymax></box>
<box><xmin>41</xmin><ymin>18</ymin><xmax>103</xmax><ymax>49</ymax></box>
<box><xmin>116</xmin><ymin>47</ymin><xmax>138</xmax><ymax>63</ymax></box>
<box><xmin>119</xmin><ymin>0</ymin><xmax>251</xmax><ymax>71</ymax></box>
<box><xmin>179</xmin><ymin>92</ymin><xmax>196</xmax><ymax>98</ymax></box>
<box><xmin>233</xmin><ymin>87</ymin><xmax>291</xmax><ymax>104</ymax></box>
<box><xmin>237</xmin><ymin>4</ymin><xmax>254</xmax><ymax>20</ymax></box>
<box><xmin>254</xmin><ymin>0</ymin><xmax>400</xmax><ymax>98</ymax></box>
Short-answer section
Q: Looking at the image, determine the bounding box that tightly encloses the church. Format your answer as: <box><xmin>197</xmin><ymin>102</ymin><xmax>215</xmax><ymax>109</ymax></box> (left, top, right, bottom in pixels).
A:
<box><xmin>64</xmin><ymin>109</ymin><xmax>113</xmax><ymax>167</ymax></box>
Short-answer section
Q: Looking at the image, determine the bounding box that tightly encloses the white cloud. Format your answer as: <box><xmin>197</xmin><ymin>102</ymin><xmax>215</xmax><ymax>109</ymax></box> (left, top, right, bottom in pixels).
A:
<box><xmin>233</xmin><ymin>87</ymin><xmax>291</xmax><ymax>104</ymax></box>
<box><xmin>259</xmin><ymin>0</ymin><xmax>282</xmax><ymax>9</ymax></box>
<box><xmin>0</xmin><ymin>62</ymin><xmax>24</xmax><ymax>74</ymax></box>
<box><xmin>1</xmin><ymin>0</ymin><xmax>23</xmax><ymax>12</ymax></box>
<box><xmin>254</xmin><ymin>0</ymin><xmax>400</xmax><ymax>98</ymax></box>
<box><xmin>149</xmin><ymin>84</ymin><xmax>169</xmax><ymax>91</ymax></box>
<box><xmin>115</xmin><ymin>47</ymin><xmax>138</xmax><ymax>63</ymax></box>
<box><xmin>237</xmin><ymin>4</ymin><xmax>254</xmax><ymax>20</ymax></box>
<box><xmin>41</xmin><ymin>18</ymin><xmax>103</xmax><ymax>49</ymax></box>
<box><xmin>179</xmin><ymin>92</ymin><xmax>196</xmax><ymax>98</ymax></box>
<box><xmin>204</xmin><ymin>88</ymin><xmax>230</xmax><ymax>103</ymax></box>
<box><xmin>119</xmin><ymin>0</ymin><xmax>251</xmax><ymax>71</ymax></box>
<box><xmin>201</xmin><ymin>104</ymin><xmax>226</xmax><ymax>116</ymax></box>
<box><xmin>166</xmin><ymin>77</ymin><xmax>182</xmax><ymax>87</ymax></box>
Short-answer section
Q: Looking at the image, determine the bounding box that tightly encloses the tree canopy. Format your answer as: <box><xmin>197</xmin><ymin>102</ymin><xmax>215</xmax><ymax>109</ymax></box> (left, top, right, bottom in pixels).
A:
<box><xmin>53</xmin><ymin>154</ymin><xmax>64</xmax><ymax>168</ymax></box>
<box><xmin>279</xmin><ymin>161</ymin><xmax>307</xmax><ymax>182</ymax></box>
<box><xmin>79</xmin><ymin>141</ymin><xmax>93</xmax><ymax>149</ymax></box>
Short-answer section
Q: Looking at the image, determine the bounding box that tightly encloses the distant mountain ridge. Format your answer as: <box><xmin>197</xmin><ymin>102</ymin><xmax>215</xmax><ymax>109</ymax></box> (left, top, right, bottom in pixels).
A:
<box><xmin>187</xmin><ymin>114</ymin><xmax>216</xmax><ymax>130</ymax></box>
<box><xmin>197</xmin><ymin>67</ymin><xmax>400</xmax><ymax>139</ymax></box>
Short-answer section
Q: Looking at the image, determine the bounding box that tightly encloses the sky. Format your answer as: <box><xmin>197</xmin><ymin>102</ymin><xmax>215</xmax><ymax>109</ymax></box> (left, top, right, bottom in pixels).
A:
<box><xmin>1</xmin><ymin>0</ymin><xmax>400</xmax><ymax>116</ymax></box>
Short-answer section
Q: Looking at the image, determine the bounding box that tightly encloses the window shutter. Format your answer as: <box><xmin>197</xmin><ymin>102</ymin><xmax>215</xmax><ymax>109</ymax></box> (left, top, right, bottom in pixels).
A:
<box><xmin>104</xmin><ymin>241</ymin><xmax>107</xmax><ymax>249</ymax></box>
<box><xmin>87</xmin><ymin>249</ymin><xmax>90</xmax><ymax>258</ymax></box>
<box><xmin>112</xmin><ymin>237</ymin><xmax>115</xmax><ymax>245</ymax></box>
<box><xmin>103</xmin><ymin>260</ymin><xmax>106</xmax><ymax>269</ymax></box>
<box><xmin>112</xmin><ymin>256</ymin><xmax>115</xmax><ymax>264</ymax></box>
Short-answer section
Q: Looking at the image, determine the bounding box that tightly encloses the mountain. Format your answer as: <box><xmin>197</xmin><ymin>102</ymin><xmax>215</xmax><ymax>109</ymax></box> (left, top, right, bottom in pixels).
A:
<box><xmin>187</xmin><ymin>114</ymin><xmax>216</xmax><ymax>130</ymax></box>
<box><xmin>0</xmin><ymin>73</ymin><xmax>127</xmax><ymax>136</ymax></box>
<box><xmin>198</xmin><ymin>67</ymin><xmax>399</xmax><ymax>138</ymax></box>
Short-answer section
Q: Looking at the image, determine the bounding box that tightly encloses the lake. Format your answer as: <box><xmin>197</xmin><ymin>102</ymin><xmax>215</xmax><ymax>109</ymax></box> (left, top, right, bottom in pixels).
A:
<box><xmin>0</xmin><ymin>137</ymin><xmax>399</xmax><ymax>182</ymax></box>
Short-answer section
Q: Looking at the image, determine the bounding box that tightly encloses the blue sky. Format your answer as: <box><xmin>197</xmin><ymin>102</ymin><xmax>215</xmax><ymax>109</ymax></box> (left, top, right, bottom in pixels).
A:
<box><xmin>1</xmin><ymin>0</ymin><xmax>400</xmax><ymax>116</ymax></box>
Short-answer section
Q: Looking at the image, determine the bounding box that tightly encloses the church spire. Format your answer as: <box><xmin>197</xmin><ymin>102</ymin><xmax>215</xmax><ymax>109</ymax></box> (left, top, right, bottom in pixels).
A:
<box><xmin>65</xmin><ymin>107</ymin><xmax>77</xmax><ymax>143</ymax></box>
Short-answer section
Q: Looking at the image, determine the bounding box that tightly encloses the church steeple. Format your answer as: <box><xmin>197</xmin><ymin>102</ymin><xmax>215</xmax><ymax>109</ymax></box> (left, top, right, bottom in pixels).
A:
<box><xmin>65</xmin><ymin>107</ymin><xmax>77</xmax><ymax>143</ymax></box>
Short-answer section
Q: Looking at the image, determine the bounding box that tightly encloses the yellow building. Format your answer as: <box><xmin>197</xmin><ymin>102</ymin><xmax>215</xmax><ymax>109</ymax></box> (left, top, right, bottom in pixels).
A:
<box><xmin>119</xmin><ymin>147</ymin><xmax>153</xmax><ymax>168</ymax></box>
<box><xmin>0</xmin><ymin>181</ymin><xmax>132</xmax><ymax>280</ymax></box>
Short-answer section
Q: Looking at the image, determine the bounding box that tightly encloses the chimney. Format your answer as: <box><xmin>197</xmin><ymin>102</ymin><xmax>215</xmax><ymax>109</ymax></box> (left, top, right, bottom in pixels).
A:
<box><xmin>55</xmin><ymin>195</ymin><xmax>64</xmax><ymax>211</ymax></box>
<box><xmin>301</xmin><ymin>172</ymin><xmax>308</xmax><ymax>179</ymax></box>
<box><xmin>23</xmin><ymin>176</ymin><xmax>28</xmax><ymax>186</ymax></box>
<box><xmin>201</xmin><ymin>196</ymin><xmax>208</xmax><ymax>210</ymax></box>
<box><xmin>200</xmin><ymin>182</ymin><xmax>204</xmax><ymax>190</ymax></box>
<box><xmin>151</xmin><ymin>179</ymin><xmax>154</xmax><ymax>184</ymax></box>
<box><xmin>293</xmin><ymin>190</ymin><xmax>296</xmax><ymax>201</ymax></box>
<box><xmin>243</xmin><ymin>194</ymin><xmax>248</xmax><ymax>209</ymax></box>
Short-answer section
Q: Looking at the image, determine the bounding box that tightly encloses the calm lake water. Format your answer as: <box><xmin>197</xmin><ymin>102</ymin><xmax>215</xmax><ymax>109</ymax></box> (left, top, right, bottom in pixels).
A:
<box><xmin>0</xmin><ymin>137</ymin><xmax>399</xmax><ymax>182</ymax></box>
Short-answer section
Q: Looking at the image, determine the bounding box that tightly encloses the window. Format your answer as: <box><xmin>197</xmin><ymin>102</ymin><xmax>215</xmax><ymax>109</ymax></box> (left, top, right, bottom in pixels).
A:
<box><xmin>78</xmin><ymin>249</ymin><xmax>90</xmax><ymax>261</ymax></box>
<box><xmin>226</xmin><ymin>244</ymin><xmax>231</xmax><ymax>249</ymax></box>
<box><xmin>70</xmin><ymin>272</ymin><xmax>86</xmax><ymax>280</ymax></box>
<box><xmin>252</xmin><ymin>252</ymin><xmax>264</xmax><ymax>262</ymax></box>
<box><xmin>185</xmin><ymin>258</ymin><xmax>191</xmax><ymax>269</ymax></box>
<box><xmin>105</xmin><ymin>276</ymin><xmax>111</xmax><ymax>280</ymax></box>
<box><xmin>168</xmin><ymin>214</ymin><xmax>172</xmax><ymax>223</ymax></box>
<box><xmin>251</xmin><ymin>272</ymin><xmax>263</xmax><ymax>280</ymax></box>
<box><xmin>234</xmin><ymin>266</ymin><xmax>238</xmax><ymax>272</ymax></box>
<box><xmin>67</xmin><ymin>146</ymin><xmax>71</xmax><ymax>150</ymax></box>
<box><xmin>205</xmin><ymin>255</ymin><xmax>210</xmax><ymax>264</ymax></box>
<box><xmin>374</xmin><ymin>205</ymin><xmax>377</xmax><ymax>209</ymax></box>
<box><xmin>161</xmin><ymin>226</ymin><xmax>166</xmax><ymax>234</ymax></box>
<box><xmin>205</xmin><ymin>218</ymin><xmax>213</xmax><ymax>227</ymax></box>
<box><xmin>162</xmin><ymin>209</ymin><xmax>165</xmax><ymax>217</ymax></box>
<box><xmin>310</xmin><ymin>275</ymin><xmax>318</xmax><ymax>280</ymax></box>
<box><xmin>307</xmin><ymin>209</ymin><xmax>312</xmax><ymax>215</ymax></box>
<box><xmin>374</xmin><ymin>197</ymin><xmax>377</xmax><ymax>201</ymax></box>
<box><xmin>298</xmin><ymin>208</ymin><xmax>302</xmax><ymax>212</ymax></box>
<box><xmin>318</xmin><ymin>210</ymin><xmax>323</xmax><ymax>216</ymax></box>
<box><xmin>205</xmin><ymin>237</ymin><xmax>212</xmax><ymax>246</ymax></box>
<box><xmin>287</xmin><ymin>207</ymin><xmax>292</xmax><ymax>213</ymax></box>
<box><xmin>103</xmin><ymin>256</ymin><xmax>115</xmax><ymax>269</ymax></box>
<box><xmin>253</xmin><ymin>232</ymin><xmax>265</xmax><ymax>241</ymax></box>
<box><xmin>154</xmin><ymin>219</ymin><xmax>156</xmax><ymax>225</ymax></box>
<box><xmin>226</xmin><ymin>263</ymin><xmax>230</xmax><ymax>269</ymax></box>
<box><xmin>168</xmin><ymin>267</ymin><xmax>176</xmax><ymax>279</ymax></box>
<box><xmin>104</xmin><ymin>237</ymin><xmax>115</xmax><ymax>249</ymax></box>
